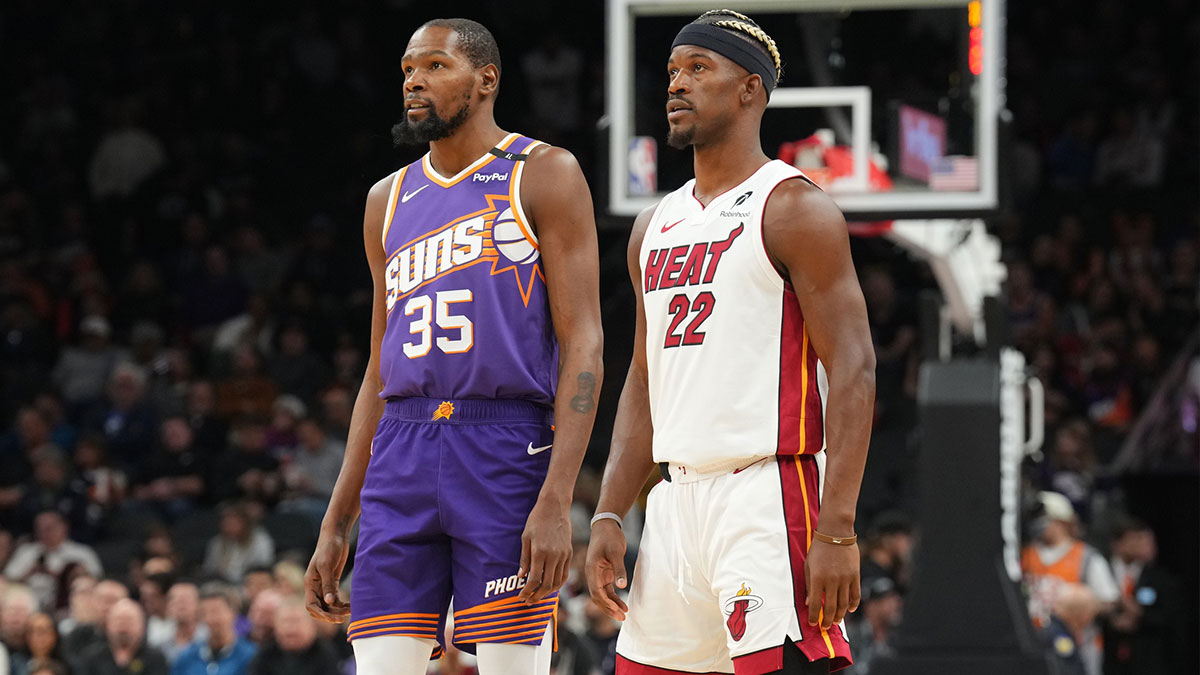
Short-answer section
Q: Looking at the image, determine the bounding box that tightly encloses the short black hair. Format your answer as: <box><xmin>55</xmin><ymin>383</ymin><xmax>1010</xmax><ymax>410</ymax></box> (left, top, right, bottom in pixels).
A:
<box><xmin>1111</xmin><ymin>516</ymin><xmax>1151</xmax><ymax>541</ymax></box>
<box><xmin>199</xmin><ymin>581</ymin><xmax>241</xmax><ymax>610</ymax></box>
<box><xmin>419</xmin><ymin>18</ymin><xmax>501</xmax><ymax>74</ymax></box>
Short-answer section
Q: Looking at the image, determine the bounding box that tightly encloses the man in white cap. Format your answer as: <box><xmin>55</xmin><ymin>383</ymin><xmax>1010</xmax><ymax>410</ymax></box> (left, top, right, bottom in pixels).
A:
<box><xmin>1022</xmin><ymin>491</ymin><xmax>1117</xmax><ymax>675</ymax></box>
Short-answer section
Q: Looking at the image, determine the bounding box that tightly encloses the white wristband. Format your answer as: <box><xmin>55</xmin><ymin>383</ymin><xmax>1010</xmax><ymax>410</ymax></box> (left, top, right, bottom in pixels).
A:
<box><xmin>590</xmin><ymin>512</ymin><xmax>623</xmax><ymax>528</ymax></box>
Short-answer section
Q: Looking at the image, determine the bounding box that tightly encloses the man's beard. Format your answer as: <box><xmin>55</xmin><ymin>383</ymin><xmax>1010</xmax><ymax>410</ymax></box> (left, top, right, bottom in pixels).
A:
<box><xmin>111</xmin><ymin>631</ymin><xmax>138</xmax><ymax>650</ymax></box>
<box><xmin>666</xmin><ymin>125</ymin><xmax>695</xmax><ymax>150</ymax></box>
<box><xmin>392</xmin><ymin>98</ymin><xmax>471</xmax><ymax>147</ymax></box>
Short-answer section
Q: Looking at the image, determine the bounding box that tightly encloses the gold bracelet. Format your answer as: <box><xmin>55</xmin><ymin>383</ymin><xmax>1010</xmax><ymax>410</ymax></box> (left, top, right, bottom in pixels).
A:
<box><xmin>813</xmin><ymin>531</ymin><xmax>857</xmax><ymax>546</ymax></box>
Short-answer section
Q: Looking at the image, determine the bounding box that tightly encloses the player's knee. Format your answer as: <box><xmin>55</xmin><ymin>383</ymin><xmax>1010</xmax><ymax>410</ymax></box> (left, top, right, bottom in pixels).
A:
<box><xmin>474</xmin><ymin>624</ymin><xmax>553</xmax><ymax>675</ymax></box>
<box><xmin>352</xmin><ymin>635</ymin><xmax>437</xmax><ymax>675</ymax></box>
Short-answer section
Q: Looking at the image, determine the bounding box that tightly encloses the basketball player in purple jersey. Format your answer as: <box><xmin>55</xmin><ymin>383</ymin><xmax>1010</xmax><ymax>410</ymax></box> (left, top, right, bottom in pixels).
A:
<box><xmin>587</xmin><ymin>10</ymin><xmax>874</xmax><ymax>675</ymax></box>
<box><xmin>303</xmin><ymin>19</ymin><xmax>602</xmax><ymax>675</ymax></box>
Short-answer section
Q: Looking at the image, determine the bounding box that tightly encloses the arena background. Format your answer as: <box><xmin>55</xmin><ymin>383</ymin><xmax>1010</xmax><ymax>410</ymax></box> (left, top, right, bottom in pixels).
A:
<box><xmin>0</xmin><ymin>1</ymin><xmax>1196</xmax><ymax>674</ymax></box>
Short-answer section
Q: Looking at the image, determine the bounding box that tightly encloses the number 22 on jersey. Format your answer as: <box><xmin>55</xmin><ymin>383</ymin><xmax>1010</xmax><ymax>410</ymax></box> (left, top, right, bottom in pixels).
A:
<box><xmin>664</xmin><ymin>291</ymin><xmax>714</xmax><ymax>348</ymax></box>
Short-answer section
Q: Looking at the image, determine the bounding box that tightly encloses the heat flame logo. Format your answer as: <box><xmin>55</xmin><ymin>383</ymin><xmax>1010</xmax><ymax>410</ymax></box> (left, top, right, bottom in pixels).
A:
<box><xmin>723</xmin><ymin>582</ymin><xmax>763</xmax><ymax>642</ymax></box>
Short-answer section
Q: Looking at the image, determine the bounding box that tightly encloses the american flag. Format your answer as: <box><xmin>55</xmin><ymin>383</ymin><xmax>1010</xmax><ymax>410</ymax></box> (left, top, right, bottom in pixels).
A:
<box><xmin>929</xmin><ymin>156</ymin><xmax>978</xmax><ymax>191</ymax></box>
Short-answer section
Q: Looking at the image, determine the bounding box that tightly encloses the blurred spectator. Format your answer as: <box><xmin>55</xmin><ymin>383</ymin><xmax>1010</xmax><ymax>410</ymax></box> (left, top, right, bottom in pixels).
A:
<box><xmin>859</xmin><ymin>512</ymin><xmax>913</xmax><ymax>589</ymax></box>
<box><xmin>74</xmin><ymin>434</ymin><xmax>128</xmax><ymax>516</ymax></box>
<box><xmin>180</xmin><ymin>248</ymin><xmax>248</xmax><ymax>337</ymax></box>
<box><xmin>862</xmin><ymin>267</ymin><xmax>917</xmax><ymax>413</ymax></box>
<box><xmin>582</xmin><ymin>597</ymin><xmax>620</xmax><ymax>675</ymax></box>
<box><xmin>247</xmin><ymin>598</ymin><xmax>338</xmax><ymax>675</ymax></box>
<box><xmin>245</xmin><ymin>588</ymin><xmax>282</xmax><ymax>645</ymax></box>
<box><xmin>112</xmin><ymin>263</ymin><xmax>173</xmax><ymax>336</ymax></box>
<box><xmin>51</xmin><ymin>316</ymin><xmax>127</xmax><ymax>411</ymax></box>
<box><xmin>134</xmin><ymin>416</ymin><xmax>210</xmax><ymax>519</ymax></box>
<box><xmin>212</xmin><ymin>419</ymin><xmax>280</xmax><ymax>505</ymax></box>
<box><xmin>269</xmin><ymin>561</ymin><xmax>305</xmax><ymax>600</ymax></box>
<box><xmin>550</xmin><ymin>599</ymin><xmax>599</xmax><ymax>675</ymax></box>
<box><xmin>202</xmin><ymin>505</ymin><xmax>273</xmax><ymax>584</ymax></box>
<box><xmin>183</xmin><ymin>381</ymin><xmax>227</xmax><ymax>454</ymax></box>
<box><xmin>844</xmin><ymin>577</ymin><xmax>902</xmax><ymax>675</ymax></box>
<box><xmin>1023</xmin><ymin>492</ymin><xmax>1117</xmax><ymax>675</ymax></box>
<box><xmin>1103</xmin><ymin>518</ymin><xmax>1186</xmax><ymax>675</ymax></box>
<box><xmin>1006</xmin><ymin>261</ymin><xmax>1056</xmax><ymax>355</ymax></box>
<box><xmin>149</xmin><ymin>581</ymin><xmax>208</xmax><ymax>665</ymax></box>
<box><xmin>0</xmin><ymin>529</ymin><xmax>13</xmax><ymax>572</ymax></box>
<box><xmin>21</xmin><ymin>611</ymin><xmax>69</xmax><ymax>675</ymax></box>
<box><xmin>266</xmin><ymin>324</ymin><xmax>330</xmax><ymax>407</ymax></box>
<box><xmin>140</xmin><ymin>573</ymin><xmax>173</xmax><ymax>654</ymax></box>
<box><xmin>76</xmin><ymin>598</ymin><xmax>169</xmax><ymax>675</ymax></box>
<box><xmin>4</xmin><ymin>510</ymin><xmax>102</xmax><ymax>609</ymax></box>
<box><xmin>1023</xmin><ymin>492</ymin><xmax>1118</xmax><ymax>628</ymax></box>
<box><xmin>264</xmin><ymin>397</ymin><xmax>305</xmax><ymax>452</ymax></box>
<box><xmin>240</xmin><ymin>568</ymin><xmax>273</xmax><ymax>609</ymax></box>
<box><xmin>58</xmin><ymin>575</ymin><xmax>98</xmax><ymax>640</ymax></box>
<box><xmin>1043</xmin><ymin>420</ymin><xmax>1098</xmax><ymax>516</ymax></box>
<box><xmin>212</xmin><ymin>296</ymin><xmax>276</xmax><ymax>363</ymax></box>
<box><xmin>1094</xmin><ymin>108</ymin><xmax>1164</xmax><ymax>188</ymax></box>
<box><xmin>0</xmin><ymin>408</ymin><xmax>64</xmax><ymax>518</ymax></box>
<box><xmin>172</xmin><ymin>583</ymin><xmax>256</xmax><ymax>675</ymax></box>
<box><xmin>1043</xmin><ymin>583</ymin><xmax>1099</xmax><ymax>675</ymax></box>
<box><xmin>230</xmin><ymin>230</ymin><xmax>284</xmax><ymax>298</ymax></box>
<box><xmin>86</xmin><ymin>100</ymin><xmax>166</xmax><ymax>200</ymax></box>
<box><xmin>11</xmin><ymin>446</ymin><xmax>94</xmax><ymax>539</ymax></box>
<box><xmin>215</xmin><ymin>348</ymin><xmax>276</xmax><ymax>421</ymax></box>
<box><xmin>32</xmin><ymin>395</ymin><xmax>78</xmax><ymax>459</ymax></box>
<box><xmin>82</xmin><ymin>363</ymin><xmax>158</xmax><ymax>470</ymax></box>
<box><xmin>278</xmin><ymin>419</ymin><xmax>343</xmax><ymax>523</ymax></box>
<box><xmin>318</xmin><ymin>386</ymin><xmax>353</xmax><ymax>441</ymax></box>
<box><xmin>61</xmin><ymin>578</ymin><xmax>129</xmax><ymax>657</ymax></box>
<box><xmin>1</xmin><ymin>584</ymin><xmax>37</xmax><ymax>659</ymax></box>
<box><xmin>521</xmin><ymin>31</ymin><xmax>585</xmax><ymax>147</ymax></box>
<box><xmin>1047</xmin><ymin>113</ymin><xmax>1097</xmax><ymax>190</ymax></box>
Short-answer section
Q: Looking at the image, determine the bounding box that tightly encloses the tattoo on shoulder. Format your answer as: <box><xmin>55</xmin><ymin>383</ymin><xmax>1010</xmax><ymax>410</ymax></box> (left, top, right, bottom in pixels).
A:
<box><xmin>570</xmin><ymin>372</ymin><xmax>597</xmax><ymax>414</ymax></box>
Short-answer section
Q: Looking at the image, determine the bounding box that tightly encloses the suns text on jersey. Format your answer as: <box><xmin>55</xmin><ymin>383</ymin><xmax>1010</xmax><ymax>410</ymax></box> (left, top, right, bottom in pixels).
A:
<box><xmin>385</xmin><ymin>216</ymin><xmax>488</xmax><ymax>310</ymax></box>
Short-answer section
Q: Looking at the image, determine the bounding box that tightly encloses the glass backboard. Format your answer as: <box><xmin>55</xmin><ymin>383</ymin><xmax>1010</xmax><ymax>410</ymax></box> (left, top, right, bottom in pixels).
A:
<box><xmin>606</xmin><ymin>0</ymin><xmax>1006</xmax><ymax>220</ymax></box>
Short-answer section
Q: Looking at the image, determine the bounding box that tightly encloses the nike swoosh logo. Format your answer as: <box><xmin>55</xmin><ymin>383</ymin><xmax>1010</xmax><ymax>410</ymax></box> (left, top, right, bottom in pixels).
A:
<box><xmin>527</xmin><ymin>443</ymin><xmax>552</xmax><ymax>456</ymax></box>
<box><xmin>733</xmin><ymin>458</ymin><xmax>768</xmax><ymax>474</ymax></box>
<box><xmin>661</xmin><ymin>218</ymin><xmax>684</xmax><ymax>233</ymax></box>
<box><xmin>401</xmin><ymin>185</ymin><xmax>429</xmax><ymax>203</ymax></box>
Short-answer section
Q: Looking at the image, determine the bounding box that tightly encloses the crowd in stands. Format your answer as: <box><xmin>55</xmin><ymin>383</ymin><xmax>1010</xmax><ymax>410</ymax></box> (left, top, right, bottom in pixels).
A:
<box><xmin>0</xmin><ymin>1</ymin><xmax>1195</xmax><ymax>674</ymax></box>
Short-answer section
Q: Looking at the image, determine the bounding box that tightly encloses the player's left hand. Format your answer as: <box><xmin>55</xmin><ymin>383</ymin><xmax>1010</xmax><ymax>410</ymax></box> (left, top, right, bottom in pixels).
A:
<box><xmin>805</xmin><ymin>540</ymin><xmax>861</xmax><ymax>631</ymax></box>
<box><xmin>518</xmin><ymin>498</ymin><xmax>572</xmax><ymax>605</ymax></box>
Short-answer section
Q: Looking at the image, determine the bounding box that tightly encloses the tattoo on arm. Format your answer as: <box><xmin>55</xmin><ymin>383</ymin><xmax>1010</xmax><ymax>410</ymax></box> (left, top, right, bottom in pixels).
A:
<box><xmin>570</xmin><ymin>372</ymin><xmax>597</xmax><ymax>414</ymax></box>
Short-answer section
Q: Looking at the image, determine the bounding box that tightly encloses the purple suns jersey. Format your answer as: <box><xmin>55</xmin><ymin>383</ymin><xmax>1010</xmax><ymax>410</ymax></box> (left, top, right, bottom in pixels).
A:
<box><xmin>377</xmin><ymin>133</ymin><xmax>557</xmax><ymax>406</ymax></box>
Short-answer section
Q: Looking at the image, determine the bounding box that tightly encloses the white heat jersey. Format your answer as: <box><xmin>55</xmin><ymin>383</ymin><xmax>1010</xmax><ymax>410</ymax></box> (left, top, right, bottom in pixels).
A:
<box><xmin>641</xmin><ymin>160</ymin><xmax>829</xmax><ymax>473</ymax></box>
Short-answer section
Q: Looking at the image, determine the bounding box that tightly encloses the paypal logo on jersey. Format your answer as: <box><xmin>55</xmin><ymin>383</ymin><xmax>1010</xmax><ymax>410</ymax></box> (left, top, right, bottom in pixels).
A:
<box><xmin>473</xmin><ymin>172</ymin><xmax>509</xmax><ymax>183</ymax></box>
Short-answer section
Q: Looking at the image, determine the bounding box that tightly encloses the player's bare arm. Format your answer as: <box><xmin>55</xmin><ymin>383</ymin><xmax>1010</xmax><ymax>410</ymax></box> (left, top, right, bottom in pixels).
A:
<box><xmin>763</xmin><ymin>178</ymin><xmax>876</xmax><ymax>633</ymax></box>
<box><xmin>305</xmin><ymin>173</ymin><xmax>393</xmax><ymax>623</ymax></box>
<box><xmin>515</xmin><ymin>145</ymin><xmax>604</xmax><ymax>605</ymax></box>
<box><xmin>584</xmin><ymin>205</ymin><xmax>658</xmax><ymax>621</ymax></box>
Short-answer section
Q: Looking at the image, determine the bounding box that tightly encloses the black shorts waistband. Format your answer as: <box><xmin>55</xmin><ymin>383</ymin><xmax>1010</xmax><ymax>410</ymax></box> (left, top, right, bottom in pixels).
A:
<box><xmin>383</xmin><ymin>397</ymin><xmax>553</xmax><ymax>425</ymax></box>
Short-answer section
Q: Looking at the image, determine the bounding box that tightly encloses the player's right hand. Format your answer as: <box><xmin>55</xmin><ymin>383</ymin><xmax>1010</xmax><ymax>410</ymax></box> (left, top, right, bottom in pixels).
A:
<box><xmin>585</xmin><ymin>519</ymin><xmax>630</xmax><ymax>621</ymax></box>
<box><xmin>305</xmin><ymin>529</ymin><xmax>352</xmax><ymax>623</ymax></box>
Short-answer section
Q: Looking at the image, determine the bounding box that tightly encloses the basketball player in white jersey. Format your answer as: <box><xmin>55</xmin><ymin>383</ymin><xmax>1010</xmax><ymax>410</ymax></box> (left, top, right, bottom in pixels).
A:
<box><xmin>586</xmin><ymin>10</ymin><xmax>875</xmax><ymax>675</ymax></box>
